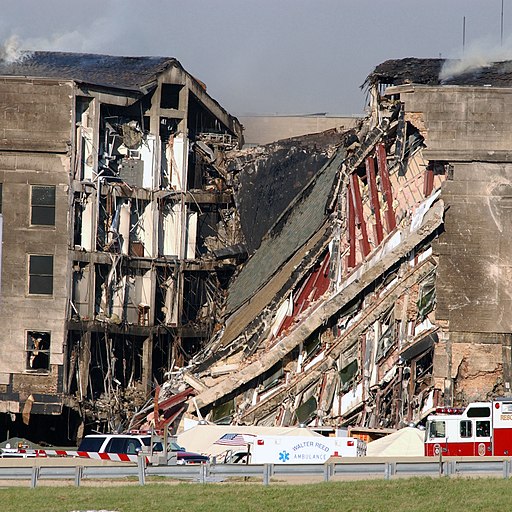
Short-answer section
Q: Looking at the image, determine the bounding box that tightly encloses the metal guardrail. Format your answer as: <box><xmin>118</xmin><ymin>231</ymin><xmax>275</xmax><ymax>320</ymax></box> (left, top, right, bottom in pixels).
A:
<box><xmin>2</xmin><ymin>457</ymin><xmax>512</xmax><ymax>487</ymax></box>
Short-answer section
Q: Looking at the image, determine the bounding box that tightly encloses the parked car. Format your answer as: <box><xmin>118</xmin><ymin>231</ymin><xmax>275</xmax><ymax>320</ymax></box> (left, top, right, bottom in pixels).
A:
<box><xmin>78</xmin><ymin>434</ymin><xmax>209</xmax><ymax>464</ymax></box>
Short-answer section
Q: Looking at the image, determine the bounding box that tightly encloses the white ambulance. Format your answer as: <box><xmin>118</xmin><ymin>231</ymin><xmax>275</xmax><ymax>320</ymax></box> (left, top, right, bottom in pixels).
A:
<box><xmin>250</xmin><ymin>435</ymin><xmax>366</xmax><ymax>464</ymax></box>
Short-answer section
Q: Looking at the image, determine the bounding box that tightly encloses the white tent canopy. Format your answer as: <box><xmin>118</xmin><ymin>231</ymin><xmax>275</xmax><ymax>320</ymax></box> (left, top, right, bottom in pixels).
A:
<box><xmin>365</xmin><ymin>427</ymin><xmax>424</xmax><ymax>457</ymax></box>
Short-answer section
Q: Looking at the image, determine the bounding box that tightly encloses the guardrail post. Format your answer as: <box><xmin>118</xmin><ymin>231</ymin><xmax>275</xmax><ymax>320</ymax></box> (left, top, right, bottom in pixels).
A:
<box><xmin>323</xmin><ymin>463</ymin><xmax>334</xmax><ymax>482</ymax></box>
<box><xmin>199</xmin><ymin>463</ymin><xmax>208</xmax><ymax>484</ymax></box>
<box><xmin>137</xmin><ymin>454</ymin><xmax>146</xmax><ymax>485</ymax></box>
<box><xmin>263</xmin><ymin>464</ymin><xmax>273</xmax><ymax>486</ymax></box>
<box><xmin>445</xmin><ymin>460</ymin><xmax>456</xmax><ymax>477</ymax></box>
<box><xmin>30</xmin><ymin>466</ymin><xmax>40</xmax><ymax>488</ymax></box>
<box><xmin>384</xmin><ymin>462</ymin><xmax>392</xmax><ymax>480</ymax></box>
<box><xmin>75</xmin><ymin>465</ymin><xmax>83</xmax><ymax>487</ymax></box>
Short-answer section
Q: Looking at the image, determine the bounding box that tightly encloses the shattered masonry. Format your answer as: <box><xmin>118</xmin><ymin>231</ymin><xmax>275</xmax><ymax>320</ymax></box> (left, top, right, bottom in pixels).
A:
<box><xmin>167</xmin><ymin>58</ymin><xmax>512</xmax><ymax>432</ymax></box>
<box><xmin>2</xmin><ymin>53</ymin><xmax>512</xmax><ymax>443</ymax></box>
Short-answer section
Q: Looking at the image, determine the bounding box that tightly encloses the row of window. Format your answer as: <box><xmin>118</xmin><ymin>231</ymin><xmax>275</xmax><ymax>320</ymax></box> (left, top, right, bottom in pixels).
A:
<box><xmin>0</xmin><ymin>184</ymin><xmax>56</xmax><ymax>226</ymax></box>
<box><xmin>429</xmin><ymin>419</ymin><xmax>491</xmax><ymax>439</ymax></box>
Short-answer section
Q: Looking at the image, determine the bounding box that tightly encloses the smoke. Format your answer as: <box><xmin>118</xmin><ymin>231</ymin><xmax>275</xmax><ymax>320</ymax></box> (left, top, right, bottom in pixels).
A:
<box><xmin>0</xmin><ymin>35</ymin><xmax>32</xmax><ymax>63</ymax></box>
<box><xmin>440</xmin><ymin>37</ymin><xmax>512</xmax><ymax>81</ymax></box>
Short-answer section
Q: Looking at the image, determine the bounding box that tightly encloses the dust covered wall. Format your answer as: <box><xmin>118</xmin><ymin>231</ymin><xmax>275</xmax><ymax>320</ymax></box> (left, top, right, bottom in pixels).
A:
<box><xmin>435</xmin><ymin>163</ymin><xmax>512</xmax><ymax>333</ymax></box>
<box><xmin>0</xmin><ymin>78</ymin><xmax>73</xmax><ymax>413</ymax></box>
<box><xmin>396</xmin><ymin>85</ymin><xmax>512</xmax><ymax>402</ymax></box>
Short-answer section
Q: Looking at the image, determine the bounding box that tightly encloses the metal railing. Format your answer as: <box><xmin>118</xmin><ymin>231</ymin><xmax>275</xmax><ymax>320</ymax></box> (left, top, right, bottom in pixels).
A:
<box><xmin>2</xmin><ymin>457</ymin><xmax>512</xmax><ymax>487</ymax></box>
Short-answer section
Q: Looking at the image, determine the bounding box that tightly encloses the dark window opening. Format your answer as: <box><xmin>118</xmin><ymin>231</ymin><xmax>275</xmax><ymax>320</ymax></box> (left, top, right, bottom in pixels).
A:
<box><xmin>26</xmin><ymin>330</ymin><xmax>50</xmax><ymax>371</ymax></box>
<box><xmin>29</xmin><ymin>255</ymin><xmax>53</xmax><ymax>295</ymax></box>
<box><xmin>31</xmin><ymin>185</ymin><xmax>56</xmax><ymax>226</ymax></box>
<box><xmin>160</xmin><ymin>84</ymin><xmax>183</xmax><ymax>110</ymax></box>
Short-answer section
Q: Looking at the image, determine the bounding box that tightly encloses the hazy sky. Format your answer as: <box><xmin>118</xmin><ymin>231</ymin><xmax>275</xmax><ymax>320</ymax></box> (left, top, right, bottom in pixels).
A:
<box><xmin>1</xmin><ymin>1</ymin><xmax>510</xmax><ymax>115</ymax></box>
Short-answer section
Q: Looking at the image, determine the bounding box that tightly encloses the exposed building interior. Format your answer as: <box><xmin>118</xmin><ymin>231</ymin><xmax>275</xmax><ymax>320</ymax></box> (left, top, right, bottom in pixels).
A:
<box><xmin>2</xmin><ymin>53</ymin><xmax>512</xmax><ymax>445</ymax></box>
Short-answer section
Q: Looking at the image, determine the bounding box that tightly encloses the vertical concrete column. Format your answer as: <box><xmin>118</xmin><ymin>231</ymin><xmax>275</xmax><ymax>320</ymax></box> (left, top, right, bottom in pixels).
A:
<box><xmin>142</xmin><ymin>335</ymin><xmax>153</xmax><ymax>394</ymax></box>
<box><xmin>78</xmin><ymin>330</ymin><xmax>91</xmax><ymax>401</ymax></box>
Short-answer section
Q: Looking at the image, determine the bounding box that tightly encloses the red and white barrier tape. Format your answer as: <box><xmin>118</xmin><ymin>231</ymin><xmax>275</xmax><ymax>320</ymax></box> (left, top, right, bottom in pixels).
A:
<box><xmin>16</xmin><ymin>449</ymin><xmax>143</xmax><ymax>463</ymax></box>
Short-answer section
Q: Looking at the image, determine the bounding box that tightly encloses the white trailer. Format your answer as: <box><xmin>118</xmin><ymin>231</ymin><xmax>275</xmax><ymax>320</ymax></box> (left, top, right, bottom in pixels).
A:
<box><xmin>250</xmin><ymin>435</ymin><xmax>366</xmax><ymax>464</ymax></box>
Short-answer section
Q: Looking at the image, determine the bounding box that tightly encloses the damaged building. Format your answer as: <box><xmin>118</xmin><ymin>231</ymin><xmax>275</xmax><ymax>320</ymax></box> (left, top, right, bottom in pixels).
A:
<box><xmin>0</xmin><ymin>51</ymin><xmax>244</xmax><ymax>443</ymax></box>
<box><xmin>165</xmin><ymin>57</ymin><xmax>512</xmax><ymax>432</ymax></box>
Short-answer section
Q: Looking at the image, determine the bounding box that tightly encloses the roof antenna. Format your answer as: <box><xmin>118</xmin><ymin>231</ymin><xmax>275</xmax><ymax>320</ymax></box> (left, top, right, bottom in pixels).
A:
<box><xmin>501</xmin><ymin>0</ymin><xmax>504</xmax><ymax>46</ymax></box>
<box><xmin>462</xmin><ymin>16</ymin><xmax>466</xmax><ymax>55</ymax></box>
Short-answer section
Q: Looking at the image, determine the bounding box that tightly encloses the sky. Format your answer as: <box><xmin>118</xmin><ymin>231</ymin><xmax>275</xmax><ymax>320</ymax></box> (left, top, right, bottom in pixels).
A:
<box><xmin>0</xmin><ymin>1</ymin><xmax>510</xmax><ymax>116</ymax></box>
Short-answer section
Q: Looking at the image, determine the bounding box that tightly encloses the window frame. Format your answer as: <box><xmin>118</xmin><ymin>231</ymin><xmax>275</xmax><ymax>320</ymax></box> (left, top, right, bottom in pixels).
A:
<box><xmin>28</xmin><ymin>254</ymin><xmax>54</xmax><ymax>296</ymax></box>
<box><xmin>25</xmin><ymin>330</ymin><xmax>51</xmax><ymax>373</ymax></box>
<box><xmin>460</xmin><ymin>420</ymin><xmax>472</xmax><ymax>438</ymax></box>
<box><xmin>476</xmin><ymin>420</ymin><xmax>491</xmax><ymax>438</ymax></box>
<box><xmin>30</xmin><ymin>185</ymin><xmax>56</xmax><ymax>227</ymax></box>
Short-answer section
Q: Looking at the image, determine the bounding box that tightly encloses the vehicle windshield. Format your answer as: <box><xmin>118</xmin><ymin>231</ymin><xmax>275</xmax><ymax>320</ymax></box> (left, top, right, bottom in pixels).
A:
<box><xmin>170</xmin><ymin>441</ymin><xmax>184</xmax><ymax>451</ymax></box>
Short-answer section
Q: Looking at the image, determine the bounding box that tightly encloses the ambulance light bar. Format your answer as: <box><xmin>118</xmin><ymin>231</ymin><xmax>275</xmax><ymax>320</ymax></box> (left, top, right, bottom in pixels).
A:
<box><xmin>435</xmin><ymin>407</ymin><xmax>465</xmax><ymax>415</ymax></box>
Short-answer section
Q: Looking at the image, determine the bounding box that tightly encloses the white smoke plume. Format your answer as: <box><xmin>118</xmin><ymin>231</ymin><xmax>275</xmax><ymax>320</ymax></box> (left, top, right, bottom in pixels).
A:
<box><xmin>0</xmin><ymin>35</ymin><xmax>32</xmax><ymax>63</ymax></box>
<box><xmin>440</xmin><ymin>37</ymin><xmax>512</xmax><ymax>81</ymax></box>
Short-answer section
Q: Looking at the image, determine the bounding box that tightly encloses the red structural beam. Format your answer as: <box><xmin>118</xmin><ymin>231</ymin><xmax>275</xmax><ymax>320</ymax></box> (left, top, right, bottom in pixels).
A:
<box><xmin>346</xmin><ymin>185</ymin><xmax>356</xmax><ymax>269</ymax></box>
<box><xmin>365</xmin><ymin>157</ymin><xmax>384</xmax><ymax>245</ymax></box>
<box><xmin>424</xmin><ymin>165</ymin><xmax>434</xmax><ymax>197</ymax></box>
<box><xmin>376</xmin><ymin>144</ymin><xmax>396</xmax><ymax>232</ymax></box>
<box><xmin>350</xmin><ymin>173</ymin><xmax>371</xmax><ymax>257</ymax></box>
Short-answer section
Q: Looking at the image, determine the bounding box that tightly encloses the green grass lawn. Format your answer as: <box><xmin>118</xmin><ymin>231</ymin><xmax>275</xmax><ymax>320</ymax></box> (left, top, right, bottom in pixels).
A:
<box><xmin>1</xmin><ymin>477</ymin><xmax>510</xmax><ymax>512</ymax></box>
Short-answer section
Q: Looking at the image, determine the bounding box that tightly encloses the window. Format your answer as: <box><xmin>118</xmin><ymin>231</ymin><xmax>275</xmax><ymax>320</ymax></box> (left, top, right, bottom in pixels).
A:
<box><xmin>28</xmin><ymin>255</ymin><xmax>53</xmax><ymax>295</ymax></box>
<box><xmin>467</xmin><ymin>407</ymin><xmax>491</xmax><ymax>418</ymax></box>
<box><xmin>476</xmin><ymin>421</ymin><xmax>491</xmax><ymax>438</ymax></box>
<box><xmin>31</xmin><ymin>185</ymin><xmax>55</xmax><ymax>226</ymax></box>
<box><xmin>26</xmin><ymin>331</ymin><xmax>50</xmax><ymax>371</ymax></box>
<box><xmin>460</xmin><ymin>420</ymin><xmax>472</xmax><ymax>438</ymax></box>
<box><xmin>78</xmin><ymin>437</ymin><xmax>105</xmax><ymax>452</ymax></box>
<box><xmin>429</xmin><ymin>420</ymin><xmax>446</xmax><ymax>438</ymax></box>
<box><xmin>105</xmin><ymin>437</ymin><xmax>130</xmax><ymax>454</ymax></box>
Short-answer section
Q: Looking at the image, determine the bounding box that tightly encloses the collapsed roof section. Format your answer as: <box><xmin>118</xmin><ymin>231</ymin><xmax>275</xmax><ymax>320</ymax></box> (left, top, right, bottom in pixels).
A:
<box><xmin>229</xmin><ymin>128</ymin><xmax>349</xmax><ymax>253</ymax></box>
<box><xmin>365</xmin><ymin>57</ymin><xmax>512</xmax><ymax>87</ymax></box>
<box><xmin>160</xmin><ymin>56</ymin><xmax>512</xmax><ymax>432</ymax></box>
<box><xmin>0</xmin><ymin>51</ymin><xmax>242</xmax><ymax>142</ymax></box>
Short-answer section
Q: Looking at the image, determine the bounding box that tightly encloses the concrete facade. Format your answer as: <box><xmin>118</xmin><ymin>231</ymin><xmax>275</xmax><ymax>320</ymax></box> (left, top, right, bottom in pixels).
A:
<box><xmin>0</xmin><ymin>52</ymin><xmax>243</xmax><ymax>444</ymax></box>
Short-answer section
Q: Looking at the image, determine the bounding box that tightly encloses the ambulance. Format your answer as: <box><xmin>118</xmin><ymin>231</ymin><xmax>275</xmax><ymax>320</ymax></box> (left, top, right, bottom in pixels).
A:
<box><xmin>425</xmin><ymin>398</ymin><xmax>512</xmax><ymax>456</ymax></box>
<box><xmin>250</xmin><ymin>435</ymin><xmax>366</xmax><ymax>464</ymax></box>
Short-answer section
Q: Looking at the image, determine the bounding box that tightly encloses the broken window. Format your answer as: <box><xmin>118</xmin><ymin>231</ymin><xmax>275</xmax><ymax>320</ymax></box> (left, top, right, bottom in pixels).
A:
<box><xmin>28</xmin><ymin>255</ymin><xmax>53</xmax><ymax>295</ymax></box>
<box><xmin>339</xmin><ymin>359</ymin><xmax>358</xmax><ymax>392</ymax></box>
<box><xmin>210</xmin><ymin>399</ymin><xmax>235</xmax><ymax>424</ymax></box>
<box><xmin>26</xmin><ymin>331</ymin><xmax>50</xmax><ymax>371</ymax></box>
<box><xmin>31</xmin><ymin>185</ymin><xmax>56</xmax><ymax>226</ymax></box>
<box><xmin>295</xmin><ymin>396</ymin><xmax>317</xmax><ymax>424</ymax></box>
<box><xmin>417</xmin><ymin>271</ymin><xmax>436</xmax><ymax>318</ymax></box>
<box><xmin>376</xmin><ymin>309</ymin><xmax>395</xmax><ymax>361</ymax></box>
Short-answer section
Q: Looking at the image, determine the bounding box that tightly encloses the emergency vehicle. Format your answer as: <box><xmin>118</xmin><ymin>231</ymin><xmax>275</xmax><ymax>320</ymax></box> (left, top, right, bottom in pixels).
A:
<box><xmin>250</xmin><ymin>435</ymin><xmax>366</xmax><ymax>464</ymax></box>
<box><xmin>425</xmin><ymin>398</ymin><xmax>512</xmax><ymax>456</ymax></box>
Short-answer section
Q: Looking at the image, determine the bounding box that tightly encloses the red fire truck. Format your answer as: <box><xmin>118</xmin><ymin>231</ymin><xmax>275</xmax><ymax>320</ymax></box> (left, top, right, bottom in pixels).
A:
<box><xmin>425</xmin><ymin>398</ymin><xmax>512</xmax><ymax>456</ymax></box>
